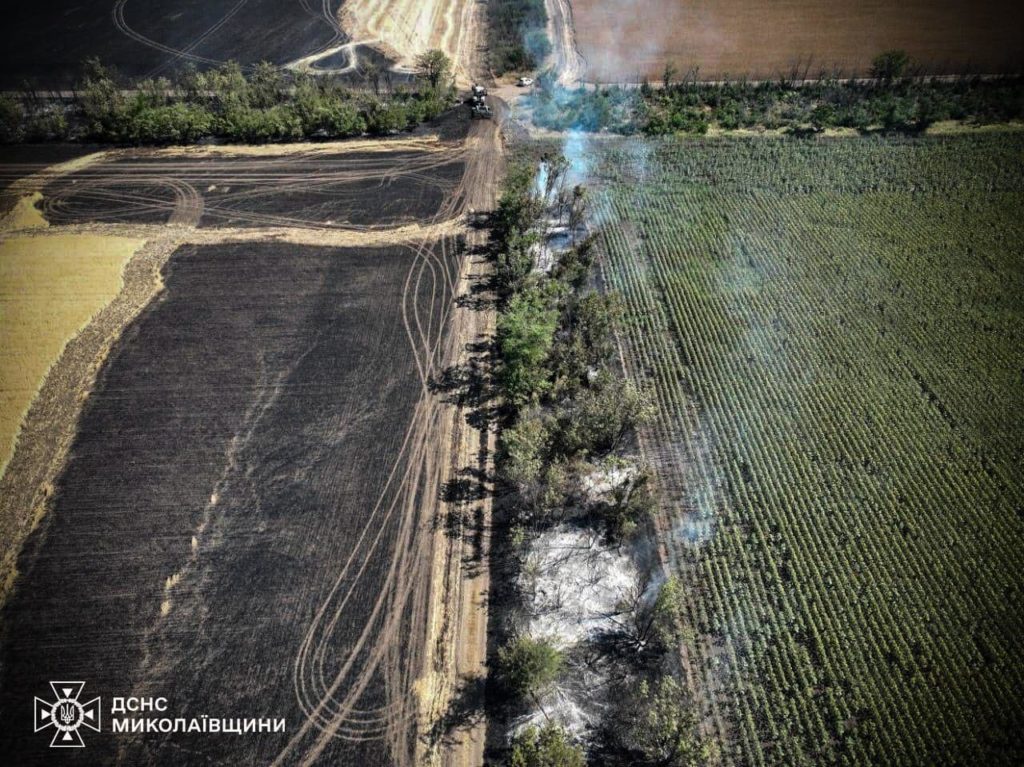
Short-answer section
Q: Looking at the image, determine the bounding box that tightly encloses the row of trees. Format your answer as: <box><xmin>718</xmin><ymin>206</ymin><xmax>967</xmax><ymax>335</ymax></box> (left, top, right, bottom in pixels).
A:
<box><xmin>486</xmin><ymin>156</ymin><xmax>712</xmax><ymax>766</ymax></box>
<box><xmin>491</xmin><ymin>156</ymin><xmax>654</xmax><ymax>538</ymax></box>
<box><xmin>488</xmin><ymin>0</ymin><xmax>551</xmax><ymax>75</ymax></box>
<box><xmin>529</xmin><ymin>51</ymin><xmax>1024</xmax><ymax>136</ymax></box>
<box><xmin>0</xmin><ymin>52</ymin><xmax>457</xmax><ymax>145</ymax></box>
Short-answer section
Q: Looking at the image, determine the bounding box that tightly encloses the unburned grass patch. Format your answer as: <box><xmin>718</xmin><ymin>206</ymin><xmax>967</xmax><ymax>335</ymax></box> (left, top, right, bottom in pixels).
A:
<box><xmin>0</xmin><ymin>232</ymin><xmax>144</xmax><ymax>477</ymax></box>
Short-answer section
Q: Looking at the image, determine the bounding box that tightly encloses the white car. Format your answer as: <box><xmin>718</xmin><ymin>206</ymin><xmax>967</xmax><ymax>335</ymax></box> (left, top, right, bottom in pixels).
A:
<box><xmin>517</xmin><ymin>77</ymin><xmax>534</xmax><ymax>87</ymax></box>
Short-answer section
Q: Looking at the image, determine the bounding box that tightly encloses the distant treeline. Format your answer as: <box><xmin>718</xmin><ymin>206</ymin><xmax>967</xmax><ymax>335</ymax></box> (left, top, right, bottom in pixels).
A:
<box><xmin>0</xmin><ymin>55</ymin><xmax>457</xmax><ymax>145</ymax></box>
<box><xmin>488</xmin><ymin>0</ymin><xmax>550</xmax><ymax>76</ymax></box>
<box><xmin>531</xmin><ymin>54</ymin><xmax>1024</xmax><ymax>135</ymax></box>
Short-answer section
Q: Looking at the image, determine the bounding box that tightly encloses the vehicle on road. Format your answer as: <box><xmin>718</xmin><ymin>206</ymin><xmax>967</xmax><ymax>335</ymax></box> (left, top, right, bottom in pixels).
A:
<box><xmin>517</xmin><ymin>76</ymin><xmax>534</xmax><ymax>87</ymax></box>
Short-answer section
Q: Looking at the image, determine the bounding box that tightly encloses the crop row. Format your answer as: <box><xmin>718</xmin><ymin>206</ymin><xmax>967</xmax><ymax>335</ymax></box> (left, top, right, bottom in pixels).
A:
<box><xmin>593</xmin><ymin>134</ymin><xmax>1024</xmax><ymax>765</ymax></box>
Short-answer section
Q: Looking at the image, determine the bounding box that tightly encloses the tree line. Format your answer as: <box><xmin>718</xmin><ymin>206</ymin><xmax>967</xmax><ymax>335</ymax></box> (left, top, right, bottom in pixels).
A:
<box><xmin>530</xmin><ymin>51</ymin><xmax>1024</xmax><ymax>135</ymax></box>
<box><xmin>488</xmin><ymin>0</ymin><xmax>551</xmax><ymax>75</ymax></box>
<box><xmin>0</xmin><ymin>52</ymin><xmax>458</xmax><ymax>145</ymax></box>
<box><xmin>485</xmin><ymin>155</ymin><xmax>715</xmax><ymax>766</ymax></box>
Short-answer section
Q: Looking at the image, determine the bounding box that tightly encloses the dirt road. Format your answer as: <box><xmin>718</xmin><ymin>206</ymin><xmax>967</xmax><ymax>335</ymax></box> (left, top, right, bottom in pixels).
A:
<box><xmin>546</xmin><ymin>0</ymin><xmax>586</xmax><ymax>86</ymax></box>
<box><xmin>416</xmin><ymin>93</ymin><xmax>506</xmax><ymax>766</ymax></box>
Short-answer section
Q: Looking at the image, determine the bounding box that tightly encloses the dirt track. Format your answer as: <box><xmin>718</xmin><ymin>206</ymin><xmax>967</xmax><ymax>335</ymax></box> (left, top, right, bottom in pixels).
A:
<box><xmin>417</xmin><ymin>99</ymin><xmax>506</xmax><ymax>767</ymax></box>
<box><xmin>546</xmin><ymin>0</ymin><xmax>586</xmax><ymax>86</ymax></box>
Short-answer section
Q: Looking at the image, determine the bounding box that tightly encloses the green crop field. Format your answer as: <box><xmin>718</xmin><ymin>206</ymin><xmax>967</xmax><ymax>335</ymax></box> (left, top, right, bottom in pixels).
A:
<box><xmin>592</xmin><ymin>132</ymin><xmax>1024</xmax><ymax>765</ymax></box>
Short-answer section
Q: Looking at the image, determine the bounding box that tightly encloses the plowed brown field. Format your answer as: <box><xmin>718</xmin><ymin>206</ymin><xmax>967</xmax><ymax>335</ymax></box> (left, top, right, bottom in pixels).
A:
<box><xmin>571</xmin><ymin>0</ymin><xmax>1024</xmax><ymax>81</ymax></box>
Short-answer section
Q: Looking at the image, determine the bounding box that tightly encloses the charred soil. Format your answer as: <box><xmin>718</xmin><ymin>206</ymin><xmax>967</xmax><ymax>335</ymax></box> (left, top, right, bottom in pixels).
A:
<box><xmin>0</xmin><ymin>236</ymin><xmax>461</xmax><ymax>766</ymax></box>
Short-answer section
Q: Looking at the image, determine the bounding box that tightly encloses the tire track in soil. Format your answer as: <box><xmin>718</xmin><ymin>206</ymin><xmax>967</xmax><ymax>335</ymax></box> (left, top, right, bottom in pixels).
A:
<box><xmin>275</xmin><ymin>112</ymin><xmax>506</xmax><ymax>766</ymax></box>
<box><xmin>276</xmin><ymin>150</ymin><xmax>475</xmax><ymax>767</ymax></box>
<box><xmin>545</xmin><ymin>0</ymin><xmax>587</xmax><ymax>86</ymax></box>
<box><xmin>115</xmin><ymin>0</ymin><xmax>346</xmax><ymax>77</ymax></box>
<box><xmin>0</xmin><ymin>132</ymin><xmax>486</xmax><ymax>766</ymax></box>
<box><xmin>39</xmin><ymin>148</ymin><xmax>468</xmax><ymax>232</ymax></box>
<box><xmin>111</xmin><ymin>0</ymin><xmax>225</xmax><ymax>68</ymax></box>
<box><xmin>143</xmin><ymin>0</ymin><xmax>252</xmax><ymax>78</ymax></box>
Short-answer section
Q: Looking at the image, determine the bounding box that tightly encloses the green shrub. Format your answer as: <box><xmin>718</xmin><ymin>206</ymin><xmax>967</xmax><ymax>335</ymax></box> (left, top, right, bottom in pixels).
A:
<box><xmin>218</xmin><ymin>105</ymin><xmax>303</xmax><ymax>143</ymax></box>
<box><xmin>78</xmin><ymin>57</ymin><xmax>126</xmax><ymax>138</ymax></box>
<box><xmin>126</xmin><ymin>104</ymin><xmax>213</xmax><ymax>144</ymax></box>
<box><xmin>23</xmin><ymin>109</ymin><xmax>69</xmax><ymax>141</ymax></box>
<box><xmin>871</xmin><ymin>49</ymin><xmax>911</xmax><ymax>81</ymax></box>
<box><xmin>500</xmin><ymin>409</ymin><xmax>550</xmax><ymax>492</ymax></box>
<box><xmin>249</xmin><ymin>61</ymin><xmax>286</xmax><ymax>108</ymax></box>
<box><xmin>552</xmin><ymin>377</ymin><xmax>652</xmax><ymax>457</ymax></box>
<box><xmin>508</xmin><ymin>723</ymin><xmax>585</xmax><ymax>767</ymax></box>
<box><xmin>489</xmin><ymin>0</ymin><xmax>549</xmax><ymax>75</ymax></box>
<box><xmin>612</xmin><ymin>676</ymin><xmax>712</xmax><ymax>767</ymax></box>
<box><xmin>495</xmin><ymin>636</ymin><xmax>563</xmax><ymax>698</ymax></box>
<box><xmin>551</xmin><ymin>235</ymin><xmax>597</xmax><ymax>289</ymax></box>
<box><xmin>362</xmin><ymin>99</ymin><xmax>410</xmax><ymax>134</ymax></box>
<box><xmin>497</xmin><ymin>285</ymin><xmax>559</xmax><ymax>407</ymax></box>
<box><xmin>493</xmin><ymin>162</ymin><xmax>544</xmax><ymax>245</ymax></box>
<box><xmin>0</xmin><ymin>96</ymin><xmax>24</xmax><ymax>142</ymax></box>
<box><xmin>550</xmin><ymin>290</ymin><xmax>623</xmax><ymax>396</ymax></box>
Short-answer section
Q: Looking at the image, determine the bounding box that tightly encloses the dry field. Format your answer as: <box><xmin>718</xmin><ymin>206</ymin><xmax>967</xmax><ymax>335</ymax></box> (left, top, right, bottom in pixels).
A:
<box><xmin>0</xmin><ymin>0</ymin><xmax>345</xmax><ymax>88</ymax></box>
<box><xmin>342</xmin><ymin>0</ymin><xmax>484</xmax><ymax>82</ymax></box>
<box><xmin>0</xmin><ymin>232</ymin><xmax>143</xmax><ymax>478</ymax></box>
<box><xmin>570</xmin><ymin>0</ymin><xmax>1024</xmax><ymax>82</ymax></box>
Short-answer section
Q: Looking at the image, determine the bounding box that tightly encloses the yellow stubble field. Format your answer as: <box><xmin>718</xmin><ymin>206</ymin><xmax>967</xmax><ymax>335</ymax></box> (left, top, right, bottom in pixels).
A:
<box><xmin>0</xmin><ymin>223</ymin><xmax>144</xmax><ymax>476</ymax></box>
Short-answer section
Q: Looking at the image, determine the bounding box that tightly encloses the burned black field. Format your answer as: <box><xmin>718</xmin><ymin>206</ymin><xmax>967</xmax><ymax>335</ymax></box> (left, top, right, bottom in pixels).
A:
<box><xmin>0</xmin><ymin>144</ymin><xmax>103</xmax><ymax>215</ymax></box>
<box><xmin>0</xmin><ymin>0</ymin><xmax>345</xmax><ymax>89</ymax></box>
<box><xmin>0</xmin><ymin>232</ymin><xmax>462</xmax><ymax>765</ymax></box>
<box><xmin>38</xmin><ymin>148</ymin><xmax>466</xmax><ymax>230</ymax></box>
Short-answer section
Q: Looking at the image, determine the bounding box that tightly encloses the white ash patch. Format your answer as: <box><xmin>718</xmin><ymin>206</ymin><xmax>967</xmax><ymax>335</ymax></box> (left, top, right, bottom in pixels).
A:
<box><xmin>512</xmin><ymin>671</ymin><xmax>600</xmax><ymax>738</ymax></box>
<box><xmin>530</xmin><ymin>216</ymin><xmax>589</xmax><ymax>274</ymax></box>
<box><xmin>519</xmin><ymin>525</ymin><xmax>639</xmax><ymax>648</ymax></box>
<box><xmin>580</xmin><ymin>463</ymin><xmax>637</xmax><ymax>505</ymax></box>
